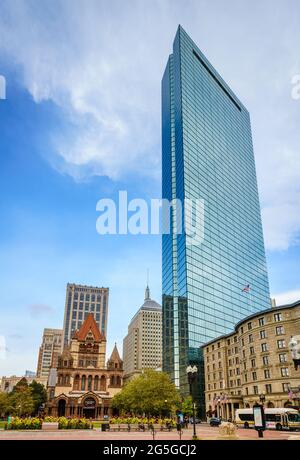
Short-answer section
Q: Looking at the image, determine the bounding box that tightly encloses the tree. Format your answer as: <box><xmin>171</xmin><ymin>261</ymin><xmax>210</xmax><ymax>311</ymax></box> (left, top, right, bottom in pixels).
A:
<box><xmin>111</xmin><ymin>369</ymin><xmax>180</xmax><ymax>417</ymax></box>
<box><xmin>29</xmin><ymin>380</ymin><xmax>47</xmax><ymax>414</ymax></box>
<box><xmin>0</xmin><ymin>392</ymin><xmax>9</xmax><ymax>417</ymax></box>
<box><xmin>181</xmin><ymin>396</ymin><xmax>193</xmax><ymax>417</ymax></box>
<box><xmin>8</xmin><ymin>378</ymin><xmax>34</xmax><ymax>416</ymax></box>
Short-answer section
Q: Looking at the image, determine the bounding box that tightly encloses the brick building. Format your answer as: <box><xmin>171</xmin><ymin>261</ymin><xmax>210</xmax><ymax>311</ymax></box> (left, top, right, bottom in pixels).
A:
<box><xmin>46</xmin><ymin>313</ymin><xmax>123</xmax><ymax>419</ymax></box>
<box><xmin>202</xmin><ymin>300</ymin><xmax>300</xmax><ymax>419</ymax></box>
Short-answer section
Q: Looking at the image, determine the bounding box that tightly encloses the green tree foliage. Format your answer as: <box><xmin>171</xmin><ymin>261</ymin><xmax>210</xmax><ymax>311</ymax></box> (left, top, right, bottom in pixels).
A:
<box><xmin>2</xmin><ymin>378</ymin><xmax>48</xmax><ymax>417</ymax></box>
<box><xmin>29</xmin><ymin>380</ymin><xmax>48</xmax><ymax>414</ymax></box>
<box><xmin>111</xmin><ymin>370</ymin><xmax>180</xmax><ymax>416</ymax></box>
<box><xmin>181</xmin><ymin>396</ymin><xmax>193</xmax><ymax>417</ymax></box>
<box><xmin>8</xmin><ymin>378</ymin><xmax>35</xmax><ymax>416</ymax></box>
<box><xmin>0</xmin><ymin>392</ymin><xmax>9</xmax><ymax>416</ymax></box>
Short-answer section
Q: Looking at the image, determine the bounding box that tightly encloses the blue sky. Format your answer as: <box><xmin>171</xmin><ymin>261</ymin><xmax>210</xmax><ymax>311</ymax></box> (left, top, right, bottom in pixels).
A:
<box><xmin>0</xmin><ymin>0</ymin><xmax>300</xmax><ymax>376</ymax></box>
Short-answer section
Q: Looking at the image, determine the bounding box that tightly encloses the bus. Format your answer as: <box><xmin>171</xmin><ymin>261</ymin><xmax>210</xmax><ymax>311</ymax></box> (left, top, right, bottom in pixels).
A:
<box><xmin>235</xmin><ymin>408</ymin><xmax>300</xmax><ymax>431</ymax></box>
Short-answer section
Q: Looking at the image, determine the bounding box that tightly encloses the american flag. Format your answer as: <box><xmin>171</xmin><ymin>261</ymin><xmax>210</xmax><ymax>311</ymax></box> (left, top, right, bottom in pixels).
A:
<box><xmin>242</xmin><ymin>284</ymin><xmax>250</xmax><ymax>292</ymax></box>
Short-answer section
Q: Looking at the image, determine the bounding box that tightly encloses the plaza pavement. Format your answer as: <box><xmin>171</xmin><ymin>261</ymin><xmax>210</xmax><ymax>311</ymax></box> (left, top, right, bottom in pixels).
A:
<box><xmin>0</xmin><ymin>425</ymin><xmax>299</xmax><ymax>440</ymax></box>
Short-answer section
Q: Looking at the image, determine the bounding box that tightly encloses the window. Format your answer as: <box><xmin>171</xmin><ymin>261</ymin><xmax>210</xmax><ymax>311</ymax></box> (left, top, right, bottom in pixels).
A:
<box><xmin>263</xmin><ymin>356</ymin><xmax>269</xmax><ymax>366</ymax></box>
<box><xmin>248</xmin><ymin>322</ymin><xmax>252</xmax><ymax>330</ymax></box>
<box><xmin>277</xmin><ymin>339</ymin><xmax>286</xmax><ymax>349</ymax></box>
<box><xmin>250</xmin><ymin>346</ymin><xmax>255</xmax><ymax>355</ymax></box>
<box><xmin>240</xmin><ymin>327</ymin><xmax>244</xmax><ymax>334</ymax></box>
<box><xmin>261</xmin><ymin>343</ymin><xmax>268</xmax><ymax>352</ymax></box>
<box><xmin>264</xmin><ymin>369</ymin><xmax>271</xmax><ymax>379</ymax></box>
<box><xmin>245</xmin><ymin>387</ymin><xmax>249</xmax><ymax>395</ymax></box>
<box><xmin>258</xmin><ymin>317</ymin><xmax>265</xmax><ymax>326</ymax></box>
<box><xmin>249</xmin><ymin>334</ymin><xmax>253</xmax><ymax>343</ymax></box>
<box><xmin>282</xmin><ymin>383</ymin><xmax>290</xmax><ymax>392</ymax></box>
<box><xmin>252</xmin><ymin>372</ymin><xmax>257</xmax><ymax>381</ymax></box>
<box><xmin>241</xmin><ymin>338</ymin><xmax>244</xmax><ymax>346</ymax></box>
<box><xmin>279</xmin><ymin>353</ymin><xmax>287</xmax><ymax>363</ymax></box>
<box><xmin>276</xmin><ymin>326</ymin><xmax>284</xmax><ymax>335</ymax></box>
<box><xmin>281</xmin><ymin>367</ymin><xmax>289</xmax><ymax>377</ymax></box>
<box><xmin>251</xmin><ymin>359</ymin><xmax>256</xmax><ymax>368</ymax></box>
<box><xmin>253</xmin><ymin>386</ymin><xmax>258</xmax><ymax>395</ymax></box>
<box><xmin>260</xmin><ymin>330</ymin><xmax>266</xmax><ymax>339</ymax></box>
<box><xmin>265</xmin><ymin>384</ymin><xmax>272</xmax><ymax>394</ymax></box>
<box><xmin>274</xmin><ymin>313</ymin><xmax>282</xmax><ymax>322</ymax></box>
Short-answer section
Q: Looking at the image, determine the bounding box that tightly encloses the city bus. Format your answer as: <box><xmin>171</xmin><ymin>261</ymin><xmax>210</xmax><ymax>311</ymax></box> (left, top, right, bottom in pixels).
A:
<box><xmin>235</xmin><ymin>408</ymin><xmax>300</xmax><ymax>431</ymax></box>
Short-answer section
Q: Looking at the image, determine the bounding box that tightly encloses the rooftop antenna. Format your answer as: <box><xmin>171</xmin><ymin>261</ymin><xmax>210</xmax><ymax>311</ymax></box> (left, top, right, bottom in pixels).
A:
<box><xmin>145</xmin><ymin>268</ymin><xmax>150</xmax><ymax>300</ymax></box>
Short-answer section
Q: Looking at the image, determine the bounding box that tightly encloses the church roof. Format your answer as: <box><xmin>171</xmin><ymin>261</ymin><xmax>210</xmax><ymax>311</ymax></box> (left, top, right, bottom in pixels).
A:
<box><xmin>108</xmin><ymin>343</ymin><xmax>122</xmax><ymax>363</ymax></box>
<box><xmin>60</xmin><ymin>347</ymin><xmax>73</xmax><ymax>359</ymax></box>
<box><xmin>76</xmin><ymin>313</ymin><xmax>104</xmax><ymax>342</ymax></box>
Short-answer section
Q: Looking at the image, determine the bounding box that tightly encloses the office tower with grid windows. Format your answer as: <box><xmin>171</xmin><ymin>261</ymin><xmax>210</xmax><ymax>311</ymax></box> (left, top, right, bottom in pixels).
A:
<box><xmin>62</xmin><ymin>283</ymin><xmax>109</xmax><ymax>346</ymax></box>
<box><xmin>162</xmin><ymin>26</ymin><xmax>270</xmax><ymax>415</ymax></box>
<box><xmin>123</xmin><ymin>285</ymin><xmax>162</xmax><ymax>380</ymax></box>
<box><xmin>36</xmin><ymin>328</ymin><xmax>63</xmax><ymax>380</ymax></box>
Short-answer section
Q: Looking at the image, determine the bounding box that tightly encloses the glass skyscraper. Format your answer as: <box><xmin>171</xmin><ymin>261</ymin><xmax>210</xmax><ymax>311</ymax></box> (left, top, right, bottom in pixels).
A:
<box><xmin>162</xmin><ymin>26</ymin><xmax>270</xmax><ymax>414</ymax></box>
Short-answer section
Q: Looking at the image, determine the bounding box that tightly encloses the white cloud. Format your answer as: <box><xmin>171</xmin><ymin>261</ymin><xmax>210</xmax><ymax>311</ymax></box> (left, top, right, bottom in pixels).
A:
<box><xmin>0</xmin><ymin>0</ymin><xmax>299</xmax><ymax>249</ymax></box>
<box><xmin>28</xmin><ymin>303</ymin><xmax>56</xmax><ymax>318</ymax></box>
<box><xmin>273</xmin><ymin>290</ymin><xmax>300</xmax><ymax>306</ymax></box>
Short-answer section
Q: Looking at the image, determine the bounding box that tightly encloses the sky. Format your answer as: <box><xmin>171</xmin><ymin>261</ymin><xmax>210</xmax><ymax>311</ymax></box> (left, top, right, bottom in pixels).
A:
<box><xmin>0</xmin><ymin>0</ymin><xmax>299</xmax><ymax>376</ymax></box>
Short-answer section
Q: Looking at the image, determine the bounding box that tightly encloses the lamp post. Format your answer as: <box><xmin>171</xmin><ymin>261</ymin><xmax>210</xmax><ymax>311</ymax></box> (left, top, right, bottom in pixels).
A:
<box><xmin>259</xmin><ymin>393</ymin><xmax>266</xmax><ymax>406</ymax></box>
<box><xmin>164</xmin><ymin>399</ymin><xmax>168</xmax><ymax>420</ymax></box>
<box><xmin>186</xmin><ymin>365</ymin><xmax>198</xmax><ymax>440</ymax></box>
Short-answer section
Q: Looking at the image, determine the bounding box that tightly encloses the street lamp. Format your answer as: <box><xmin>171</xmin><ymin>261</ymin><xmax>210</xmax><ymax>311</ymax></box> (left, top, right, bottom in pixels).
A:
<box><xmin>259</xmin><ymin>393</ymin><xmax>266</xmax><ymax>405</ymax></box>
<box><xmin>186</xmin><ymin>365</ymin><xmax>198</xmax><ymax>440</ymax></box>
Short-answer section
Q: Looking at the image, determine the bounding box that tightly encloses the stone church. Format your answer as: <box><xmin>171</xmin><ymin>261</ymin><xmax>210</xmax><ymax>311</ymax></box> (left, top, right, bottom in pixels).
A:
<box><xmin>46</xmin><ymin>313</ymin><xmax>123</xmax><ymax>419</ymax></box>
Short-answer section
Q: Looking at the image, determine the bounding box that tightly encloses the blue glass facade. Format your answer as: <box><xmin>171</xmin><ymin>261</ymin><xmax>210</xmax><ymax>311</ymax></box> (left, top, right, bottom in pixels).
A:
<box><xmin>162</xmin><ymin>26</ymin><xmax>270</xmax><ymax>414</ymax></box>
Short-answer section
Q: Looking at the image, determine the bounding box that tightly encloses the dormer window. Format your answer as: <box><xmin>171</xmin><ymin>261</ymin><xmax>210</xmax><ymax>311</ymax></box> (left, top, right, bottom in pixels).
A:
<box><xmin>86</xmin><ymin>331</ymin><xmax>94</xmax><ymax>342</ymax></box>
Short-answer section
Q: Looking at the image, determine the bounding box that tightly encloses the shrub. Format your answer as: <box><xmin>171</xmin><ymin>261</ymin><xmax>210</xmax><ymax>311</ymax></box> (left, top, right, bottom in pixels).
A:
<box><xmin>6</xmin><ymin>417</ymin><xmax>42</xmax><ymax>430</ymax></box>
<box><xmin>44</xmin><ymin>416</ymin><xmax>59</xmax><ymax>423</ymax></box>
<box><xmin>57</xmin><ymin>417</ymin><xmax>90</xmax><ymax>429</ymax></box>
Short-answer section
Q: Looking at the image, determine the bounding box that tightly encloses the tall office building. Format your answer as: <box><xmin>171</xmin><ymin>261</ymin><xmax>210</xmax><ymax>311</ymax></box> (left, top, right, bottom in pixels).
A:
<box><xmin>62</xmin><ymin>284</ymin><xmax>109</xmax><ymax>346</ymax></box>
<box><xmin>36</xmin><ymin>328</ymin><xmax>63</xmax><ymax>380</ymax></box>
<box><xmin>162</xmin><ymin>26</ymin><xmax>270</xmax><ymax>414</ymax></box>
<box><xmin>123</xmin><ymin>285</ymin><xmax>162</xmax><ymax>380</ymax></box>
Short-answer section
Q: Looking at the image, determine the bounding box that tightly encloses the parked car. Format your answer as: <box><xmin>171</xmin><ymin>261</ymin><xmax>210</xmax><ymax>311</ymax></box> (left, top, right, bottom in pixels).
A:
<box><xmin>209</xmin><ymin>417</ymin><xmax>222</xmax><ymax>427</ymax></box>
<box><xmin>189</xmin><ymin>417</ymin><xmax>201</xmax><ymax>424</ymax></box>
